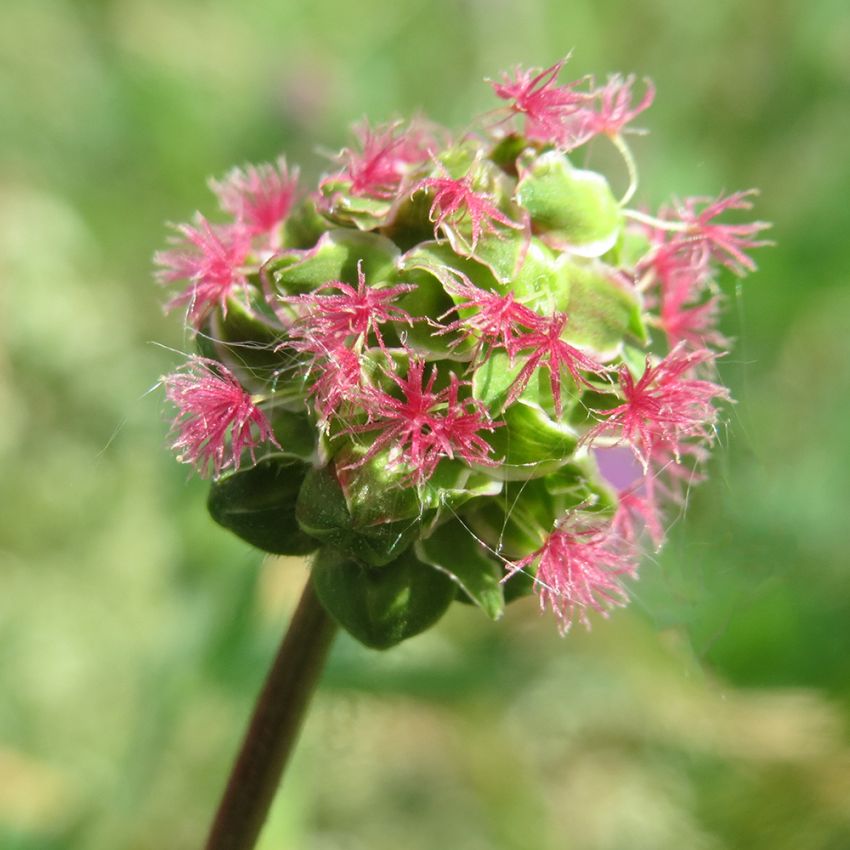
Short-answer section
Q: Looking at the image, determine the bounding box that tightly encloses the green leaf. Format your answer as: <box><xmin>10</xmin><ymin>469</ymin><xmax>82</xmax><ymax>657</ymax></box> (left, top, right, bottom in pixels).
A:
<box><xmin>516</xmin><ymin>151</ymin><xmax>621</xmax><ymax>256</ymax></box>
<box><xmin>416</xmin><ymin>521</ymin><xmax>505</xmax><ymax>620</ymax></box>
<box><xmin>208</xmin><ymin>457</ymin><xmax>318</xmax><ymax>555</ymax></box>
<box><xmin>311</xmin><ymin>546</ymin><xmax>455</xmax><ymax>649</ymax></box>
<box><xmin>268</xmin><ymin>230</ymin><xmax>400</xmax><ymax>296</ymax></box>
<box><xmin>485</xmin><ymin>400</ymin><xmax>578</xmax><ymax>480</ymax></box>
<box><xmin>296</xmin><ymin>464</ymin><xmax>421</xmax><ymax>567</ymax></box>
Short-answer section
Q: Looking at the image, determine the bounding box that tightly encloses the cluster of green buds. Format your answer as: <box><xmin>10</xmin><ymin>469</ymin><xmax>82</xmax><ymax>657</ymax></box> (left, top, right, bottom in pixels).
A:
<box><xmin>156</xmin><ymin>59</ymin><xmax>769</xmax><ymax>648</ymax></box>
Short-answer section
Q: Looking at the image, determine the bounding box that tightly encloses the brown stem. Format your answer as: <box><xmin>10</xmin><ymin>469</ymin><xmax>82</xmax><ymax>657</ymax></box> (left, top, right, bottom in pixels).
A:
<box><xmin>203</xmin><ymin>575</ymin><xmax>337</xmax><ymax>850</ymax></box>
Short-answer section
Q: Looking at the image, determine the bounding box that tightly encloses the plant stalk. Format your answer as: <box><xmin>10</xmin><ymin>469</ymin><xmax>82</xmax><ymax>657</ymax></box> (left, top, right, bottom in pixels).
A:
<box><xmin>203</xmin><ymin>575</ymin><xmax>337</xmax><ymax>850</ymax></box>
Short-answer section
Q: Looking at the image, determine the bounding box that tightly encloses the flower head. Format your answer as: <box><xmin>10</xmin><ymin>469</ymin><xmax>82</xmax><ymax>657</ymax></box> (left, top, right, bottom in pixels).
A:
<box><xmin>163</xmin><ymin>357</ymin><xmax>279</xmax><ymax>478</ymax></box>
<box><xmin>153</xmin><ymin>58</ymin><xmax>770</xmax><ymax>643</ymax></box>
<box><xmin>505</xmin><ymin>512</ymin><xmax>637</xmax><ymax>633</ymax></box>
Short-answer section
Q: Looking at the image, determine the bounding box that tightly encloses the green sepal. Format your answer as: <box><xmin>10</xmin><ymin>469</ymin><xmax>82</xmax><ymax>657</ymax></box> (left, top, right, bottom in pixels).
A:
<box><xmin>485</xmin><ymin>400</ymin><xmax>578</xmax><ymax>480</ymax></box>
<box><xmin>489</xmin><ymin>133</ymin><xmax>530</xmax><ymax>176</ymax></box>
<box><xmin>604</xmin><ymin>226</ymin><xmax>653</xmax><ymax>269</ymax></box>
<box><xmin>517</xmin><ymin>151</ymin><xmax>621</xmax><ymax>257</ymax></box>
<box><xmin>392</xmin><ymin>268</ymin><xmax>456</xmax><ymax>355</ymax></box>
<box><xmin>400</xmin><ymin>241</ymin><xmax>502</xmax><ymax>294</ymax></box>
<box><xmin>335</xmin><ymin>445</ymin><xmax>502</xmax><ymax>529</ymax></box>
<box><xmin>316</xmin><ymin>179</ymin><xmax>394</xmax><ymax>231</ymax></box>
<box><xmin>267</xmin><ymin>230</ymin><xmax>400</xmax><ymax>297</ymax></box>
<box><xmin>464</xmin><ymin>461</ymin><xmax>615</xmax><ymax>560</ymax></box>
<box><xmin>199</xmin><ymin>295</ymin><xmax>285</xmax><ymax>392</ymax></box>
<box><xmin>382</xmin><ymin>190</ymin><xmax>436</xmax><ymax>252</ymax></box>
<box><xmin>555</xmin><ymin>259</ymin><xmax>648</xmax><ymax>354</ymax></box>
<box><xmin>311</xmin><ymin>545</ymin><xmax>456</xmax><ymax>649</ymax></box>
<box><xmin>415</xmin><ymin>520</ymin><xmax>505</xmax><ymax>620</ymax></box>
<box><xmin>267</xmin><ymin>408</ymin><xmax>316</xmax><ymax>463</ymax></box>
<box><xmin>282</xmin><ymin>198</ymin><xmax>330</xmax><ymax>250</ymax></box>
<box><xmin>207</xmin><ymin>457</ymin><xmax>318</xmax><ymax>556</ymax></box>
<box><xmin>471</xmin><ymin>350</ymin><xmax>537</xmax><ymax>411</ymax></box>
<box><xmin>295</xmin><ymin>464</ymin><xmax>420</xmax><ymax>567</ymax></box>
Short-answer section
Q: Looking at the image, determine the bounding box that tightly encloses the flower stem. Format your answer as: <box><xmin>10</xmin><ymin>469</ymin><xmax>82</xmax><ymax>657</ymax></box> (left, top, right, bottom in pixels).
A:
<box><xmin>203</xmin><ymin>574</ymin><xmax>337</xmax><ymax>850</ymax></box>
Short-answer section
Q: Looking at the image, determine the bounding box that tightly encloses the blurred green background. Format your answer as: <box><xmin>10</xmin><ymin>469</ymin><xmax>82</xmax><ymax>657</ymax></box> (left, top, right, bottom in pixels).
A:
<box><xmin>2</xmin><ymin>0</ymin><xmax>850</xmax><ymax>847</ymax></box>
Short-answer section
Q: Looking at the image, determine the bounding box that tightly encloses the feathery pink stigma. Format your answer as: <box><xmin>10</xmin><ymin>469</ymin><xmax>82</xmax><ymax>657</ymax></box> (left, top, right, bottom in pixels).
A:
<box><xmin>163</xmin><ymin>357</ymin><xmax>279</xmax><ymax>478</ymax></box>
<box><xmin>613</xmin><ymin>485</ymin><xmax>665</xmax><ymax>548</ymax></box>
<box><xmin>210</xmin><ymin>158</ymin><xmax>298</xmax><ymax>242</ymax></box>
<box><xmin>413</xmin><ymin>173</ymin><xmax>520</xmax><ymax>250</ymax></box>
<box><xmin>490</xmin><ymin>58</ymin><xmax>588</xmax><ymax>147</ymax></box>
<box><xmin>438</xmin><ymin>275</ymin><xmax>539</xmax><ymax>357</ymax></box>
<box><xmin>506</xmin><ymin>312</ymin><xmax>608</xmax><ymax>416</ymax></box>
<box><xmin>504</xmin><ymin>514</ymin><xmax>637</xmax><ymax>633</ymax></box>
<box><xmin>675</xmin><ymin>191</ymin><xmax>772</xmax><ymax>275</ymax></box>
<box><xmin>283</xmin><ymin>262</ymin><xmax>415</xmax><ymax>350</ymax></box>
<box><xmin>306</xmin><ymin>345</ymin><xmax>363</xmax><ymax>422</ymax></box>
<box><xmin>584</xmin><ymin>345</ymin><xmax>730</xmax><ymax>468</ymax></box>
<box><xmin>334</xmin><ymin>121</ymin><xmax>435</xmax><ymax>200</ymax></box>
<box><xmin>155</xmin><ymin>216</ymin><xmax>251</xmax><ymax>326</ymax></box>
<box><xmin>581</xmin><ymin>74</ymin><xmax>655</xmax><ymax>138</ymax></box>
<box><xmin>346</xmin><ymin>358</ymin><xmax>498</xmax><ymax>485</ymax></box>
<box><xmin>658</xmin><ymin>270</ymin><xmax>726</xmax><ymax>351</ymax></box>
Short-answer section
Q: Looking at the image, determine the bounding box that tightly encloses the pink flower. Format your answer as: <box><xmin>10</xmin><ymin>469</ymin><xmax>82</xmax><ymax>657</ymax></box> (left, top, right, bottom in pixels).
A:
<box><xmin>490</xmin><ymin>58</ymin><xmax>588</xmax><ymax>147</ymax></box>
<box><xmin>580</xmin><ymin>74</ymin><xmax>655</xmax><ymax>138</ymax></box>
<box><xmin>437</xmin><ymin>275</ymin><xmax>539</xmax><ymax>358</ymax></box>
<box><xmin>330</xmin><ymin>120</ymin><xmax>435</xmax><ymax>200</ymax></box>
<box><xmin>210</xmin><ymin>158</ymin><xmax>298</xmax><ymax>244</ymax></box>
<box><xmin>282</xmin><ymin>262</ymin><xmax>415</xmax><ymax>351</ymax></box>
<box><xmin>506</xmin><ymin>312</ymin><xmax>608</xmax><ymax>416</ymax></box>
<box><xmin>163</xmin><ymin>357</ymin><xmax>279</xmax><ymax>478</ymax></box>
<box><xmin>504</xmin><ymin>512</ymin><xmax>637</xmax><ymax>633</ymax></box>
<box><xmin>612</xmin><ymin>485</ymin><xmax>665</xmax><ymax>548</ymax></box>
<box><xmin>412</xmin><ymin>172</ymin><xmax>521</xmax><ymax>250</ymax></box>
<box><xmin>584</xmin><ymin>345</ymin><xmax>730</xmax><ymax>468</ymax></box>
<box><xmin>658</xmin><ymin>269</ymin><xmax>727</xmax><ymax>351</ymax></box>
<box><xmin>674</xmin><ymin>191</ymin><xmax>772</xmax><ymax>275</ymax></box>
<box><xmin>306</xmin><ymin>345</ymin><xmax>363</xmax><ymax>423</ymax></box>
<box><xmin>345</xmin><ymin>358</ymin><xmax>498</xmax><ymax>485</ymax></box>
<box><xmin>155</xmin><ymin>216</ymin><xmax>252</xmax><ymax>327</ymax></box>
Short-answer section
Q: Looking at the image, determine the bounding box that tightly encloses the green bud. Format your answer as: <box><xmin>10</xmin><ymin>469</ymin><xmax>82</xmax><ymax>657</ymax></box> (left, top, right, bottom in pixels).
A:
<box><xmin>296</xmin><ymin>464</ymin><xmax>421</xmax><ymax>567</ymax></box>
<box><xmin>311</xmin><ymin>545</ymin><xmax>455</xmax><ymax>649</ymax></box>
<box><xmin>207</xmin><ymin>456</ymin><xmax>318</xmax><ymax>556</ymax></box>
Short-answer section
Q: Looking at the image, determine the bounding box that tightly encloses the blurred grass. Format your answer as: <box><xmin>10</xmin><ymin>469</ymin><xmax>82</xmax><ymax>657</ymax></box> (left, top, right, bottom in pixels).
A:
<box><xmin>2</xmin><ymin>0</ymin><xmax>850</xmax><ymax>847</ymax></box>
